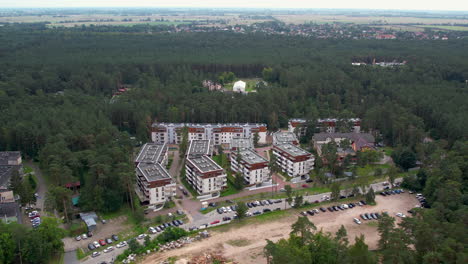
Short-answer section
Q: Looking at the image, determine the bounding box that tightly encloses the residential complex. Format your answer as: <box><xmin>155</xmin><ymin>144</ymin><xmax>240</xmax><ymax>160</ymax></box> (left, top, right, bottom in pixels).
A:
<box><xmin>272</xmin><ymin>131</ymin><xmax>299</xmax><ymax>145</ymax></box>
<box><xmin>134</xmin><ymin>143</ymin><xmax>176</xmax><ymax>208</ymax></box>
<box><xmin>272</xmin><ymin>143</ymin><xmax>315</xmax><ymax>178</ymax></box>
<box><xmin>312</xmin><ymin>133</ymin><xmax>375</xmax><ymax>156</ymax></box>
<box><xmin>230</xmin><ymin>149</ymin><xmax>270</xmax><ymax>185</ymax></box>
<box><xmin>288</xmin><ymin>118</ymin><xmax>361</xmax><ymax>136</ymax></box>
<box><xmin>185</xmin><ymin>155</ymin><xmax>227</xmax><ymax>197</ymax></box>
<box><xmin>151</xmin><ymin>123</ymin><xmax>267</xmax><ymax>145</ymax></box>
<box><xmin>230</xmin><ymin>137</ymin><xmax>254</xmax><ymax>151</ymax></box>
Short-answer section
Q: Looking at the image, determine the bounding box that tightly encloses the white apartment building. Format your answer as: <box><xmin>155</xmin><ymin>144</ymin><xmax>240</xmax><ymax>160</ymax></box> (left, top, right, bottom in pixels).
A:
<box><xmin>272</xmin><ymin>131</ymin><xmax>299</xmax><ymax>145</ymax></box>
<box><xmin>230</xmin><ymin>137</ymin><xmax>254</xmax><ymax>151</ymax></box>
<box><xmin>186</xmin><ymin>140</ymin><xmax>212</xmax><ymax>158</ymax></box>
<box><xmin>134</xmin><ymin>143</ymin><xmax>176</xmax><ymax>208</ymax></box>
<box><xmin>136</xmin><ymin>163</ymin><xmax>176</xmax><ymax>206</ymax></box>
<box><xmin>288</xmin><ymin>118</ymin><xmax>361</xmax><ymax>136</ymax></box>
<box><xmin>185</xmin><ymin>156</ymin><xmax>227</xmax><ymax>197</ymax></box>
<box><xmin>272</xmin><ymin>143</ymin><xmax>314</xmax><ymax>178</ymax></box>
<box><xmin>230</xmin><ymin>149</ymin><xmax>270</xmax><ymax>185</ymax></box>
<box><xmin>151</xmin><ymin>123</ymin><xmax>267</xmax><ymax>145</ymax></box>
<box><xmin>135</xmin><ymin>143</ymin><xmax>168</xmax><ymax>166</ymax></box>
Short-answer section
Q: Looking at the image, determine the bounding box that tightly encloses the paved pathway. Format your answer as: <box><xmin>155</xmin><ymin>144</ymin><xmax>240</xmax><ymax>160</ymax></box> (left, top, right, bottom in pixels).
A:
<box><xmin>24</xmin><ymin>161</ymin><xmax>47</xmax><ymax>212</ymax></box>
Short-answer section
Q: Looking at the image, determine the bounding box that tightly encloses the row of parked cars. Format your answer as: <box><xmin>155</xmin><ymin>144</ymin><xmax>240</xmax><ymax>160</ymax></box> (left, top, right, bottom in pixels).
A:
<box><xmin>148</xmin><ymin>219</ymin><xmax>184</xmax><ymax>234</ymax></box>
<box><xmin>246</xmin><ymin>199</ymin><xmax>282</xmax><ymax>208</ymax></box>
<box><xmin>86</xmin><ymin>234</ymin><xmax>120</xmax><ymax>253</ymax></box>
<box><xmin>28</xmin><ymin>211</ymin><xmax>41</xmax><ymax>228</ymax></box>
<box><xmin>380</xmin><ymin>189</ymin><xmax>405</xmax><ymax>196</ymax></box>
<box><xmin>415</xmin><ymin>193</ymin><xmax>430</xmax><ymax>208</ymax></box>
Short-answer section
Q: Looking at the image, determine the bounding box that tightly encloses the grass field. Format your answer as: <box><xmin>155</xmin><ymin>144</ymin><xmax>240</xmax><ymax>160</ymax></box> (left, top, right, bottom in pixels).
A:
<box><xmin>416</xmin><ymin>25</ymin><xmax>468</xmax><ymax>31</ymax></box>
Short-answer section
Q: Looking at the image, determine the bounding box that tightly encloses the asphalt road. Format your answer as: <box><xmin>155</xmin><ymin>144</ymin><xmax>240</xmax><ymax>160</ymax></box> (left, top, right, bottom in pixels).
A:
<box><xmin>24</xmin><ymin>161</ymin><xmax>47</xmax><ymax>212</ymax></box>
<box><xmin>80</xmin><ymin>178</ymin><xmax>401</xmax><ymax>264</ymax></box>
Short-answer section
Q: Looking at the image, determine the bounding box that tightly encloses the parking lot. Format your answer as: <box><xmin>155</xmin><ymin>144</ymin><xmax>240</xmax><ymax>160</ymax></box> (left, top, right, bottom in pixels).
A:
<box><xmin>142</xmin><ymin>192</ymin><xmax>420</xmax><ymax>264</ymax></box>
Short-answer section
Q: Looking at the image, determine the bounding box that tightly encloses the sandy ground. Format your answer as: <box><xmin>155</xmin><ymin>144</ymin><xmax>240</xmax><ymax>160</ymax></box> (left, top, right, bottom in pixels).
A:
<box><xmin>142</xmin><ymin>193</ymin><xmax>418</xmax><ymax>264</ymax></box>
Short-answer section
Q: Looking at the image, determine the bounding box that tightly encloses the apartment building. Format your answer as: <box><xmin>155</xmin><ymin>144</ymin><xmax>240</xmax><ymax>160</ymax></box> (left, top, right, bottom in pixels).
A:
<box><xmin>136</xmin><ymin>163</ymin><xmax>176</xmax><ymax>206</ymax></box>
<box><xmin>187</xmin><ymin>140</ymin><xmax>212</xmax><ymax>158</ymax></box>
<box><xmin>135</xmin><ymin>143</ymin><xmax>168</xmax><ymax>167</ymax></box>
<box><xmin>288</xmin><ymin>118</ymin><xmax>361</xmax><ymax>136</ymax></box>
<box><xmin>185</xmin><ymin>156</ymin><xmax>227</xmax><ymax>197</ymax></box>
<box><xmin>134</xmin><ymin>143</ymin><xmax>176</xmax><ymax>207</ymax></box>
<box><xmin>230</xmin><ymin>137</ymin><xmax>254</xmax><ymax>151</ymax></box>
<box><xmin>272</xmin><ymin>131</ymin><xmax>299</xmax><ymax>145</ymax></box>
<box><xmin>230</xmin><ymin>149</ymin><xmax>270</xmax><ymax>185</ymax></box>
<box><xmin>151</xmin><ymin>123</ymin><xmax>267</xmax><ymax>145</ymax></box>
<box><xmin>272</xmin><ymin>143</ymin><xmax>315</xmax><ymax>178</ymax></box>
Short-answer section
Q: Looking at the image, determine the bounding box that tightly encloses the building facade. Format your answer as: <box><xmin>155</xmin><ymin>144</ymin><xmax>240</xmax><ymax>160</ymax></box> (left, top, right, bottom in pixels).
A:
<box><xmin>151</xmin><ymin>123</ymin><xmax>267</xmax><ymax>145</ymax></box>
<box><xmin>136</xmin><ymin>163</ymin><xmax>176</xmax><ymax>206</ymax></box>
<box><xmin>288</xmin><ymin>118</ymin><xmax>361</xmax><ymax>136</ymax></box>
<box><xmin>185</xmin><ymin>156</ymin><xmax>227</xmax><ymax>197</ymax></box>
<box><xmin>230</xmin><ymin>149</ymin><xmax>270</xmax><ymax>185</ymax></box>
<box><xmin>272</xmin><ymin>143</ymin><xmax>315</xmax><ymax>178</ymax></box>
<box><xmin>312</xmin><ymin>133</ymin><xmax>375</xmax><ymax>156</ymax></box>
<box><xmin>134</xmin><ymin>143</ymin><xmax>176</xmax><ymax>207</ymax></box>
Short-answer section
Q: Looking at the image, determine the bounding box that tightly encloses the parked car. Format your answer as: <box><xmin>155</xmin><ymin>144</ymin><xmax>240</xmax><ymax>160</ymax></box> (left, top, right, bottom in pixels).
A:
<box><xmin>274</xmin><ymin>199</ymin><xmax>282</xmax><ymax>204</ymax></box>
<box><xmin>87</xmin><ymin>232</ymin><xmax>93</xmax><ymax>237</ymax></box>
<box><xmin>301</xmin><ymin>211</ymin><xmax>308</xmax><ymax>216</ymax></box>
<box><xmin>253</xmin><ymin>211</ymin><xmax>262</xmax><ymax>215</ymax></box>
<box><xmin>305</xmin><ymin>179</ymin><xmax>313</xmax><ymax>183</ymax></box>
<box><xmin>149</xmin><ymin>227</ymin><xmax>157</xmax><ymax>234</ymax></box>
<box><xmin>302</xmin><ymin>184</ymin><xmax>308</xmax><ymax>188</ymax></box>
<box><xmin>76</xmin><ymin>236</ymin><xmax>82</xmax><ymax>241</ymax></box>
<box><xmin>210</xmin><ymin>220</ymin><xmax>220</xmax><ymax>225</ymax></box>
<box><xmin>222</xmin><ymin>216</ymin><xmax>232</xmax><ymax>221</ymax></box>
<box><xmin>353</xmin><ymin>218</ymin><xmax>362</xmax><ymax>224</ymax></box>
<box><xmin>93</xmin><ymin>241</ymin><xmax>100</xmax><ymax>248</ymax></box>
<box><xmin>172</xmin><ymin>220</ymin><xmax>179</xmax><ymax>226</ymax></box>
<box><xmin>360</xmin><ymin>214</ymin><xmax>367</xmax><ymax>220</ymax></box>
<box><xmin>106</xmin><ymin>238</ymin><xmax>113</xmax><ymax>244</ymax></box>
<box><xmin>112</xmin><ymin>234</ymin><xmax>119</xmax><ymax>241</ymax></box>
<box><xmin>99</xmin><ymin>239</ymin><xmax>106</xmax><ymax>246</ymax></box>
<box><xmin>199</xmin><ymin>224</ymin><xmax>208</xmax><ymax>229</ymax></box>
<box><xmin>91</xmin><ymin>252</ymin><xmax>101</xmax><ymax>258</ymax></box>
<box><xmin>103</xmin><ymin>246</ymin><xmax>114</xmax><ymax>253</ymax></box>
<box><xmin>320</xmin><ymin>207</ymin><xmax>327</xmax><ymax>212</ymax></box>
<box><xmin>396</xmin><ymin>212</ymin><xmax>406</xmax><ymax>218</ymax></box>
<box><xmin>87</xmin><ymin>243</ymin><xmax>95</xmax><ymax>250</ymax></box>
<box><xmin>327</xmin><ymin>207</ymin><xmax>333</xmax><ymax>212</ymax></box>
<box><xmin>182</xmin><ymin>190</ymin><xmax>188</xmax><ymax>196</ymax></box>
<box><xmin>137</xmin><ymin>234</ymin><xmax>146</xmax><ymax>240</ymax></box>
<box><xmin>263</xmin><ymin>208</ymin><xmax>271</xmax><ymax>213</ymax></box>
<box><xmin>116</xmin><ymin>241</ymin><xmax>127</xmax><ymax>248</ymax></box>
<box><xmin>307</xmin><ymin>210</ymin><xmax>314</xmax><ymax>216</ymax></box>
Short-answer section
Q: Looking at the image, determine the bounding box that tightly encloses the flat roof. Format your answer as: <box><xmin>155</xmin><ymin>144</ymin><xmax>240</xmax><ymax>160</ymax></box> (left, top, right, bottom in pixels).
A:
<box><xmin>137</xmin><ymin>163</ymin><xmax>172</xmax><ymax>182</ymax></box>
<box><xmin>135</xmin><ymin>143</ymin><xmax>167</xmax><ymax>164</ymax></box>
<box><xmin>230</xmin><ymin>137</ymin><xmax>254</xmax><ymax>150</ymax></box>
<box><xmin>274</xmin><ymin>143</ymin><xmax>311</xmax><ymax>157</ymax></box>
<box><xmin>188</xmin><ymin>156</ymin><xmax>222</xmax><ymax>173</ymax></box>
<box><xmin>187</xmin><ymin>140</ymin><xmax>211</xmax><ymax>157</ymax></box>
<box><xmin>0</xmin><ymin>151</ymin><xmax>21</xmax><ymax>165</ymax></box>
<box><xmin>152</xmin><ymin>122</ymin><xmax>267</xmax><ymax>128</ymax></box>
<box><xmin>0</xmin><ymin>166</ymin><xmax>15</xmax><ymax>189</ymax></box>
<box><xmin>273</xmin><ymin>132</ymin><xmax>298</xmax><ymax>144</ymax></box>
<box><xmin>238</xmin><ymin>149</ymin><xmax>267</xmax><ymax>165</ymax></box>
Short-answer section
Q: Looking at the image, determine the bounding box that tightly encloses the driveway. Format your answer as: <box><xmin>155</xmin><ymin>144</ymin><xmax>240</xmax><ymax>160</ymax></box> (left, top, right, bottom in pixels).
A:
<box><xmin>24</xmin><ymin>161</ymin><xmax>47</xmax><ymax>212</ymax></box>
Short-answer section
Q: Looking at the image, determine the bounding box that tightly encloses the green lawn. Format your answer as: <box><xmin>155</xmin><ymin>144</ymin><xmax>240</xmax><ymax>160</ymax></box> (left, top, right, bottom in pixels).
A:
<box><xmin>381</xmin><ymin>147</ymin><xmax>394</xmax><ymax>157</ymax></box>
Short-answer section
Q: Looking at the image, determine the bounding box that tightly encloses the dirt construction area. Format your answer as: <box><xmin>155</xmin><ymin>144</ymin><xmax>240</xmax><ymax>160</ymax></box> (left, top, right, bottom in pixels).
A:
<box><xmin>142</xmin><ymin>193</ymin><xmax>419</xmax><ymax>264</ymax></box>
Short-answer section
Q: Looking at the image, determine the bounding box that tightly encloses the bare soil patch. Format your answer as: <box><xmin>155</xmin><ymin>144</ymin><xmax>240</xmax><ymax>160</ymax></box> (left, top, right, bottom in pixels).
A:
<box><xmin>142</xmin><ymin>193</ymin><xmax>418</xmax><ymax>264</ymax></box>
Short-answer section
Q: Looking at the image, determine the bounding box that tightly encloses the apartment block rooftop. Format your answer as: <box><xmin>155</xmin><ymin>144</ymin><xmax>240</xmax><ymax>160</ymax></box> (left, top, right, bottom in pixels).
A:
<box><xmin>230</xmin><ymin>137</ymin><xmax>254</xmax><ymax>150</ymax></box>
<box><xmin>137</xmin><ymin>163</ymin><xmax>171</xmax><ymax>182</ymax></box>
<box><xmin>187</xmin><ymin>156</ymin><xmax>223</xmax><ymax>173</ymax></box>
<box><xmin>135</xmin><ymin>143</ymin><xmax>167</xmax><ymax>164</ymax></box>
<box><xmin>237</xmin><ymin>149</ymin><xmax>267</xmax><ymax>165</ymax></box>
<box><xmin>0</xmin><ymin>151</ymin><xmax>21</xmax><ymax>166</ymax></box>
<box><xmin>273</xmin><ymin>132</ymin><xmax>298</xmax><ymax>144</ymax></box>
<box><xmin>152</xmin><ymin>122</ymin><xmax>267</xmax><ymax>128</ymax></box>
<box><xmin>187</xmin><ymin>140</ymin><xmax>211</xmax><ymax>157</ymax></box>
<box><xmin>274</xmin><ymin>143</ymin><xmax>311</xmax><ymax>157</ymax></box>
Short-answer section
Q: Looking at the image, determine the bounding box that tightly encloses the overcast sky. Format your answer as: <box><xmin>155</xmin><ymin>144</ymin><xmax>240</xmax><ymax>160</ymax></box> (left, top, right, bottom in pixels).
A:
<box><xmin>1</xmin><ymin>0</ymin><xmax>467</xmax><ymax>11</ymax></box>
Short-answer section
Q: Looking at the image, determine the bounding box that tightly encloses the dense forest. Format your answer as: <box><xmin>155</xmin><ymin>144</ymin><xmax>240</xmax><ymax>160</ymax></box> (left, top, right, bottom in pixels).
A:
<box><xmin>0</xmin><ymin>23</ymin><xmax>466</xmax><ymax>263</ymax></box>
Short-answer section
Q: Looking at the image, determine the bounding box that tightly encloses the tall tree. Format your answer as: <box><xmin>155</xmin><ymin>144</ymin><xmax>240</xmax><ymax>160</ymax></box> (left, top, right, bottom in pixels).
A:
<box><xmin>331</xmin><ymin>182</ymin><xmax>341</xmax><ymax>201</ymax></box>
<box><xmin>349</xmin><ymin>235</ymin><xmax>376</xmax><ymax>264</ymax></box>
